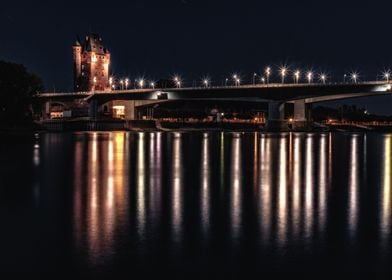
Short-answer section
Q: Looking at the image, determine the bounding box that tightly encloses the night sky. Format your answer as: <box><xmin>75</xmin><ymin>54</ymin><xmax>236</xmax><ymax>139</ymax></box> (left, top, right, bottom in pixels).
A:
<box><xmin>2</xmin><ymin>0</ymin><xmax>392</xmax><ymax>113</ymax></box>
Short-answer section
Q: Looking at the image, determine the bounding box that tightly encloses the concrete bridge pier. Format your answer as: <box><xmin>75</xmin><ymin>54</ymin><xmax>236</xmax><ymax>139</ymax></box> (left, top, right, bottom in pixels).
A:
<box><xmin>266</xmin><ymin>101</ymin><xmax>288</xmax><ymax>131</ymax></box>
<box><xmin>88</xmin><ymin>100</ymin><xmax>98</xmax><ymax>119</ymax></box>
<box><xmin>292</xmin><ymin>99</ymin><xmax>309</xmax><ymax>131</ymax></box>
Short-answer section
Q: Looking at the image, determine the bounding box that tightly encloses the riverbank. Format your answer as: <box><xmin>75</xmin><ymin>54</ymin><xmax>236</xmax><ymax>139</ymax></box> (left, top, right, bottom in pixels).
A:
<box><xmin>5</xmin><ymin>119</ymin><xmax>392</xmax><ymax>133</ymax></box>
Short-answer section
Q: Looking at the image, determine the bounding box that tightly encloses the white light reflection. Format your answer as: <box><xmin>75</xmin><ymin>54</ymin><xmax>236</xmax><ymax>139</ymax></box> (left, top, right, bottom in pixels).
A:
<box><xmin>380</xmin><ymin>135</ymin><xmax>392</xmax><ymax>246</ymax></box>
<box><xmin>304</xmin><ymin>135</ymin><xmax>314</xmax><ymax>241</ymax></box>
<box><xmin>172</xmin><ymin>133</ymin><xmax>183</xmax><ymax>243</ymax></box>
<box><xmin>149</xmin><ymin>132</ymin><xmax>162</xmax><ymax>227</ymax></box>
<box><xmin>201</xmin><ymin>133</ymin><xmax>211</xmax><ymax>234</ymax></box>
<box><xmin>231</xmin><ymin>135</ymin><xmax>242</xmax><ymax>242</ymax></box>
<box><xmin>318</xmin><ymin>135</ymin><xmax>328</xmax><ymax>235</ymax></box>
<box><xmin>277</xmin><ymin>135</ymin><xmax>288</xmax><ymax>247</ymax></box>
<box><xmin>348</xmin><ymin>135</ymin><xmax>359</xmax><ymax>239</ymax></box>
<box><xmin>292</xmin><ymin>135</ymin><xmax>301</xmax><ymax>239</ymax></box>
<box><xmin>259</xmin><ymin>135</ymin><xmax>272</xmax><ymax>243</ymax></box>
<box><xmin>137</xmin><ymin>133</ymin><xmax>146</xmax><ymax>239</ymax></box>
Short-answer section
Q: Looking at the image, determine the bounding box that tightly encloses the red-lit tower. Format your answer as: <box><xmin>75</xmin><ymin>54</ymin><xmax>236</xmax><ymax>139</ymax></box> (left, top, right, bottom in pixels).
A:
<box><xmin>73</xmin><ymin>34</ymin><xmax>111</xmax><ymax>92</ymax></box>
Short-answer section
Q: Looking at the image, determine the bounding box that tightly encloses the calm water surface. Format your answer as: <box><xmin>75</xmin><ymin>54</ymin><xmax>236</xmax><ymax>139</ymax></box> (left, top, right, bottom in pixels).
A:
<box><xmin>1</xmin><ymin>131</ymin><xmax>392</xmax><ymax>277</ymax></box>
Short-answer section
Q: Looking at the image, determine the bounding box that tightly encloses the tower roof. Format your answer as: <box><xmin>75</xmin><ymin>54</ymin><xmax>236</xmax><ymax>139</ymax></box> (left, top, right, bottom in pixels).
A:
<box><xmin>83</xmin><ymin>33</ymin><xmax>109</xmax><ymax>54</ymax></box>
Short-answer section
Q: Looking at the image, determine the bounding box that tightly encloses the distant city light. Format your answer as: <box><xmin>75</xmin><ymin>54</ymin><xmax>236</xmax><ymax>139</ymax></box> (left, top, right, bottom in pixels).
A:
<box><xmin>139</xmin><ymin>79</ymin><xmax>144</xmax><ymax>88</ymax></box>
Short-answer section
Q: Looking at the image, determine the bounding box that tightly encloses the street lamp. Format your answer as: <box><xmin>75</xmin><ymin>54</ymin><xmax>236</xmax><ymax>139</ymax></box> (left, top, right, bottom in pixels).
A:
<box><xmin>253</xmin><ymin>73</ymin><xmax>257</xmax><ymax>85</ymax></box>
<box><xmin>261</xmin><ymin>77</ymin><xmax>265</xmax><ymax>84</ymax></box>
<box><xmin>120</xmin><ymin>79</ymin><xmax>124</xmax><ymax>90</ymax></box>
<box><xmin>233</xmin><ymin>74</ymin><xmax>238</xmax><ymax>86</ymax></box>
<box><xmin>343</xmin><ymin>74</ymin><xmax>347</xmax><ymax>83</ymax></box>
<box><xmin>139</xmin><ymin>79</ymin><xmax>144</xmax><ymax>88</ymax></box>
<box><xmin>351</xmin><ymin>73</ymin><xmax>358</xmax><ymax>83</ymax></box>
<box><xmin>265</xmin><ymin>67</ymin><xmax>271</xmax><ymax>84</ymax></box>
<box><xmin>109</xmin><ymin>76</ymin><xmax>113</xmax><ymax>90</ymax></box>
<box><xmin>236</xmin><ymin>78</ymin><xmax>240</xmax><ymax>86</ymax></box>
<box><xmin>150</xmin><ymin>82</ymin><xmax>155</xmax><ymax>89</ymax></box>
<box><xmin>125</xmin><ymin>78</ymin><xmax>129</xmax><ymax>90</ymax></box>
<box><xmin>203</xmin><ymin>79</ymin><xmax>209</xmax><ymax>88</ymax></box>
<box><xmin>307</xmin><ymin>71</ymin><xmax>313</xmax><ymax>84</ymax></box>
<box><xmin>93</xmin><ymin>76</ymin><xmax>97</xmax><ymax>91</ymax></box>
<box><xmin>225</xmin><ymin>78</ymin><xmax>229</xmax><ymax>87</ymax></box>
<box><xmin>383</xmin><ymin>71</ymin><xmax>391</xmax><ymax>83</ymax></box>
<box><xmin>280</xmin><ymin>67</ymin><xmax>287</xmax><ymax>84</ymax></box>
<box><xmin>174</xmin><ymin>76</ymin><xmax>181</xmax><ymax>88</ymax></box>
<box><xmin>320</xmin><ymin>74</ymin><xmax>326</xmax><ymax>84</ymax></box>
<box><xmin>294</xmin><ymin>70</ymin><xmax>300</xmax><ymax>84</ymax></box>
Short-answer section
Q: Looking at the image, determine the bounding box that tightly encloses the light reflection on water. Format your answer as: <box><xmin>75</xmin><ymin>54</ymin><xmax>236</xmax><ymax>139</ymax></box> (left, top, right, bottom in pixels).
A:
<box><xmin>5</xmin><ymin>131</ymin><xmax>392</xmax><ymax>274</ymax></box>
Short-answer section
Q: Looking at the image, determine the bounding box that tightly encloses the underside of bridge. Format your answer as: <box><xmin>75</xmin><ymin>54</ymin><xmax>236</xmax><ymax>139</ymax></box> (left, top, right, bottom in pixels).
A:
<box><xmin>36</xmin><ymin>82</ymin><xmax>392</xmax><ymax>131</ymax></box>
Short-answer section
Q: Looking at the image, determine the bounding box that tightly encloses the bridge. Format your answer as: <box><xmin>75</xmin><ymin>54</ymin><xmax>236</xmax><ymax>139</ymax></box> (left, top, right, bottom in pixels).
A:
<box><xmin>36</xmin><ymin>81</ymin><xmax>392</xmax><ymax>130</ymax></box>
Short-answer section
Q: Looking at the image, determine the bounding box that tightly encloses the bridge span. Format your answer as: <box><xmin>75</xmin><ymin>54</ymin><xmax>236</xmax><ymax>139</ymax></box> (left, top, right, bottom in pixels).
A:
<box><xmin>36</xmin><ymin>81</ymin><xmax>392</xmax><ymax>130</ymax></box>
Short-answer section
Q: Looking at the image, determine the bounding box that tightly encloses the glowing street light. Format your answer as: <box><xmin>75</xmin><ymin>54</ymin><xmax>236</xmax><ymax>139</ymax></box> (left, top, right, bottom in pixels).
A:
<box><xmin>203</xmin><ymin>79</ymin><xmax>209</xmax><ymax>88</ymax></box>
<box><xmin>261</xmin><ymin>77</ymin><xmax>265</xmax><ymax>84</ymax></box>
<box><xmin>265</xmin><ymin>67</ymin><xmax>271</xmax><ymax>84</ymax></box>
<box><xmin>125</xmin><ymin>78</ymin><xmax>129</xmax><ymax>89</ymax></box>
<box><xmin>150</xmin><ymin>82</ymin><xmax>155</xmax><ymax>89</ymax></box>
<box><xmin>294</xmin><ymin>70</ymin><xmax>300</xmax><ymax>84</ymax></box>
<box><xmin>236</xmin><ymin>78</ymin><xmax>240</xmax><ymax>86</ymax></box>
<box><xmin>307</xmin><ymin>71</ymin><xmax>313</xmax><ymax>84</ymax></box>
<box><xmin>280</xmin><ymin>67</ymin><xmax>287</xmax><ymax>84</ymax></box>
<box><xmin>225</xmin><ymin>78</ymin><xmax>229</xmax><ymax>86</ymax></box>
<box><xmin>174</xmin><ymin>76</ymin><xmax>181</xmax><ymax>88</ymax></box>
<box><xmin>139</xmin><ymin>79</ymin><xmax>144</xmax><ymax>88</ymax></box>
<box><xmin>351</xmin><ymin>73</ymin><xmax>358</xmax><ymax>83</ymax></box>
<box><xmin>93</xmin><ymin>76</ymin><xmax>97</xmax><ymax>91</ymax></box>
<box><xmin>109</xmin><ymin>76</ymin><xmax>113</xmax><ymax>90</ymax></box>
<box><xmin>383</xmin><ymin>71</ymin><xmax>391</xmax><ymax>83</ymax></box>
<box><xmin>233</xmin><ymin>74</ymin><xmax>238</xmax><ymax>86</ymax></box>
<box><xmin>253</xmin><ymin>73</ymin><xmax>257</xmax><ymax>85</ymax></box>
<box><xmin>120</xmin><ymin>79</ymin><xmax>124</xmax><ymax>90</ymax></box>
<box><xmin>320</xmin><ymin>74</ymin><xmax>326</xmax><ymax>84</ymax></box>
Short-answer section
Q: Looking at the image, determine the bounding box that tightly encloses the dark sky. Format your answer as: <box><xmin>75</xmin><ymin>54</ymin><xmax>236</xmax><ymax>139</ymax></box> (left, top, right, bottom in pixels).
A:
<box><xmin>2</xmin><ymin>0</ymin><xmax>392</xmax><ymax>113</ymax></box>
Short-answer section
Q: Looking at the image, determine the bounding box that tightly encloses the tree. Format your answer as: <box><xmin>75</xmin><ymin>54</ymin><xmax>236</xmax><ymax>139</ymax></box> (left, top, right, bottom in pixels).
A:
<box><xmin>0</xmin><ymin>61</ymin><xmax>44</xmax><ymax>125</ymax></box>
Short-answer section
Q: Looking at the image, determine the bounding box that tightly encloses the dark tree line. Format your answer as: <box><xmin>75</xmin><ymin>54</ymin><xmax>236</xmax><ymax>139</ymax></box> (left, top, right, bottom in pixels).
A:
<box><xmin>0</xmin><ymin>61</ymin><xmax>44</xmax><ymax>126</ymax></box>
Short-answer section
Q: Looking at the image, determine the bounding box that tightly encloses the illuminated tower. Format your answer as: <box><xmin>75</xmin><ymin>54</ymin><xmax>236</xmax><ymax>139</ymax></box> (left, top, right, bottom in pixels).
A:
<box><xmin>73</xmin><ymin>33</ymin><xmax>111</xmax><ymax>92</ymax></box>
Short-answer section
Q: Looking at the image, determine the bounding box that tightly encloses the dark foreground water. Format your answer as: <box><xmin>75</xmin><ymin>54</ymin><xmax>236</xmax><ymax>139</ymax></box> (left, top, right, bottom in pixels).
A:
<box><xmin>1</xmin><ymin>131</ymin><xmax>392</xmax><ymax>277</ymax></box>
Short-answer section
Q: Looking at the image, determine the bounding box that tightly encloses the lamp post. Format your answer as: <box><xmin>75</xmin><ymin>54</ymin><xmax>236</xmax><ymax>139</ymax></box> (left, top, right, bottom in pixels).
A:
<box><xmin>261</xmin><ymin>77</ymin><xmax>265</xmax><ymax>84</ymax></box>
<box><xmin>351</xmin><ymin>73</ymin><xmax>358</xmax><ymax>84</ymax></box>
<box><xmin>320</xmin><ymin>74</ymin><xmax>326</xmax><ymax>84</ymax></box>
<box><xmin>120</xmin><ymin>79</ymin><xmax>124</xmax><ymax>90</ymax></box>
<box><xmin>93</xmin><ymin>76</ymin><xmax>97</xmax><ymax>91</ymax></box>
<box><xmin>294</xmin><ymin>70</ymin><xmax>300</xmax><ymax>84</ymax></box>
<box><xmin>280</xmin><ymin>68</ymin><xmax>287</xmax><ymax>84</ymax></box>
<box><xmin>150</xmin><ymin>82</ymin><xmax>155</xmax><ymax>89</ymax></box>
<box><xmin>125</xmin><ymin>78</ymin><xmax>129</xmax><ymax>90</ymax></box>
<box><xmin>233</xmin><ymin>74</ymin><xmax>238</xmax><ymax>86</ymax></box>
<box><xmin>139</xmin><ymin>79</ymin><xmax>144</xmax><ymax>88</ymax></box>
<box><xmin>265</xmin><ymin>67</ymin><xmax>271</xmax><ymax>84</ymax></box>
<box><xmin>384</xmin><ymin>71</ymin><xmax>391</xmax><ymax>83</ymax></box>
<box><xmin>253</xmin><ymin>73</ymin><xmax>257</xmax><ymax>85</ymax></box>
<box><xmin>225</xmin><ymin>78</ymin><xmax>229</xmax><ymax>87</ymax></box>
<box><xmin>203</xmin><ymin>79</ymin><xmax>209</xmax><ymax>88</ymax></box>
<box><xmin>109</xmin><ymin>76</ymin><xmax>113</xmax><ymax>90</ymax></box>
<box><xmin>307</xmin><ymin>72</ymin><xmax>313</xmax><ymax>84</ymax></box>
